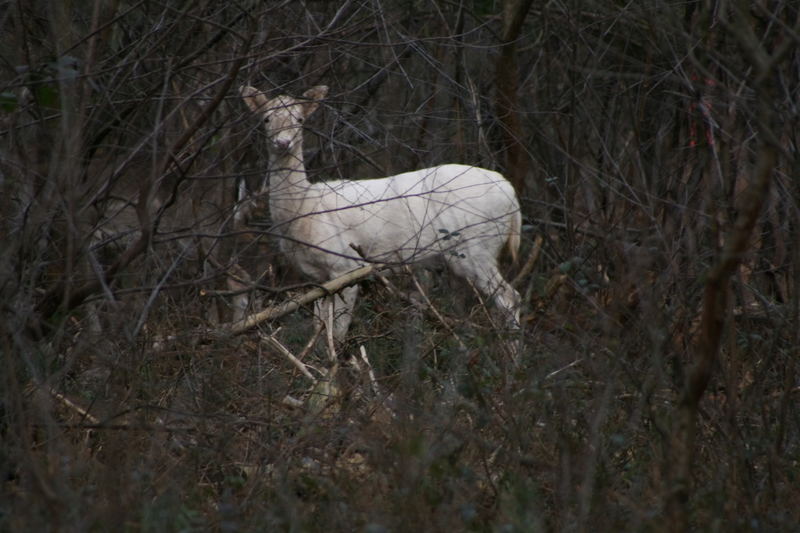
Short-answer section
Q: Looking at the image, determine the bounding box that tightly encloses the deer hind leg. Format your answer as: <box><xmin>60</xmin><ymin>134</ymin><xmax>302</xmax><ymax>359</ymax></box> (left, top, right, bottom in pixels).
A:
<box><xmin>226</xmin><ymin>263</ymin><xmax>252</xmax><ymax>323</ymax></box>
<box><xmin>453</xmin><ymin>257</ymin><xmax>523</xmax><ymax>361</ymax></box>
<box><xmin>483</xmin><ymin>269</ymin><xmax>521</xmax><ymax>330</ymax></box>
<box><xmin>449</xmin><ymin>256</ymin><xmax>520</xmax><ymax>330</ymax></box>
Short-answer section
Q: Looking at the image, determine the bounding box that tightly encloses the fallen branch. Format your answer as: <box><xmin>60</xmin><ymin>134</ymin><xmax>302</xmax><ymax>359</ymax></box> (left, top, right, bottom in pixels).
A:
<box><xmin>46</xmin><ymin>386</ymin><xmax>100</xmax><ymax>425</ymax></box>
<box><xmin>259</xmin><ymin>333</ymin><xmax>319</xmax><ymax>384</ymax></box>
<box><xmin>221</xmin><ymin>265</ymin><xmax>376</xmax><ymax>336</ymax></box>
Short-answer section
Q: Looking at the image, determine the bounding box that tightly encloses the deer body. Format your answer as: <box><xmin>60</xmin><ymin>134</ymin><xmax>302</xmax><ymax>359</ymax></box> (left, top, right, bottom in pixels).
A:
<box><xmin>241</xmin><ymin>85</ymin><xmax>521</xmax><ymax>342</ymax></box>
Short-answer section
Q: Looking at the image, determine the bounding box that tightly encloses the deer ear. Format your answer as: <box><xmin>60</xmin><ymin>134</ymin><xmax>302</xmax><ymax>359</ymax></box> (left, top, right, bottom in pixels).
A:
<box><xmin>239</xmin><ymin>86</ymin><xmax>269</xmax><ymax>113</ymax></box>
<box><xmin>300</xmin><ymin>85</ymin><xmax>328</xmax><ymax>117</ymax></box>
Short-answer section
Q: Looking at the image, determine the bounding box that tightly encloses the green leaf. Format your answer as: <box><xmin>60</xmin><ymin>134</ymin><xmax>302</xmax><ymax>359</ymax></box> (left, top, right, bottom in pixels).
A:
<box><xmin>35</xmin><ymin>85</ymin><xmax>59</xmax><ymax>108</ymax></box>
<box><xmin>0</xmin><ymin>92</ymin><xmax>17</xmax><ymax>112</ymax></box>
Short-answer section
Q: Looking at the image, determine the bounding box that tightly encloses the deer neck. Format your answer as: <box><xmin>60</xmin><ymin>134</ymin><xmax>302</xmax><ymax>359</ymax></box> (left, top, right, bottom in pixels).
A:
<box><xmin>268</xmin><ymin>142</ymin><xmax>312</xmax><ymax>226</ymax></box>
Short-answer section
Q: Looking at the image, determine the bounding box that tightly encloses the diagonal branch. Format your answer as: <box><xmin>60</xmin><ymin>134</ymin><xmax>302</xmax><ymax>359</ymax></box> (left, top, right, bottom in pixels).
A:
<box><xmin>222</xmin><ymin>265</ymin><xmax>377</xmax><ymax>336</ymax></box>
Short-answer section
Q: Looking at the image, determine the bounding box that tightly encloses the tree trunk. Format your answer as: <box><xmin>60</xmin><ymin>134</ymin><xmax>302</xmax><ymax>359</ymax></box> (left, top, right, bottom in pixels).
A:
<box><xmin>664</xmin><ymin>4</ymin><xmax>781</xmax><ymax>526</ymax></box>
<box><xmin>495</xmin><ymin>0</ymin><xmax>534</xmax><ymax>196</ymax></box>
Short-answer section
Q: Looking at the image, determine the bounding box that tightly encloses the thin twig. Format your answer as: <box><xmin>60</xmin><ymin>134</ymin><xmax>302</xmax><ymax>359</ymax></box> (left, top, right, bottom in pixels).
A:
<box><xmin>298</xmin><ymin>321</ymin><xmax>325</xmax><ymax>361</ymax></box>
<box><xmin>359</xmin><ymin>344</ymin><xmax>381</xmax><ymax>397</ymax></box>
<box><xmin>511</xmin><ymin>234</ymin><xmax>543</xmax><ymax>288</ymax></box>
<box><xmin>259</xmin><ymin>333</ymin><xmax>319</xmax><ymax>384</ymax></box>
<box><xmin>325</xmin><ymin>298</ymin><xmax>338</xmax><ymax>365</ymax></box>
<box><xmin>406</xmin><ymin>266</ymin><xmax>469</xmax><ymax>351</ymax></box>
<box><xmin>46</xmin><ymin>387</ymin><xmax>100</xmax><ymax>425</ymax></box>
<box><xmin>544</xmin><ymin>359</ymin><xmax>583</xmax><ymax>381</ymax></box>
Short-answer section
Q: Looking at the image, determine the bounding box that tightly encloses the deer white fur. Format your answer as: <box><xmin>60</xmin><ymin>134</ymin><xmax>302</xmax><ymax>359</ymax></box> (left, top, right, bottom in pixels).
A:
<box><xmin>240</xmin><ymin>85</ymin><xmax>521</xmax><ymax>342</ymax></box>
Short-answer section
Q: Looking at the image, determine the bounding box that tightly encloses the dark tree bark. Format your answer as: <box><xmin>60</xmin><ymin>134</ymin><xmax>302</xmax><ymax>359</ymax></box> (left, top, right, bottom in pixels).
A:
<box><xmin>664</xmin><ymin>3</ymin><xmax>788</xmax><ymax>528</ymax></box>
<box><xmin>495</xmin><ymin>0</ymin><xmax>534</xmax><ymax>196</ymax></box>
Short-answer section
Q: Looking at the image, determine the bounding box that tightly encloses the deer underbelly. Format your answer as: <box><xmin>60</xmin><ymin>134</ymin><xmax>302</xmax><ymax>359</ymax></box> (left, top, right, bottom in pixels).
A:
<box><xmin>283</xmin><ymin>238</ymin><xmax>357</xmax><ymax>281</ymax></box>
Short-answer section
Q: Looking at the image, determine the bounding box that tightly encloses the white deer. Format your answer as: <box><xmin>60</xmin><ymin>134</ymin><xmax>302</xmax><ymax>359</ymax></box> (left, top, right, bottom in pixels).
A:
<box><xmin>240</xmin><ymin>84</ymin><xmax>521</xmax><ymax>344</ymax></box>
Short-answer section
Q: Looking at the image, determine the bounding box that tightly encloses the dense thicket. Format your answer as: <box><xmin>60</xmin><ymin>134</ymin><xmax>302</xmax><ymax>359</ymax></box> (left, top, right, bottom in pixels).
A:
<box><xmin>2</xmin><ymin>1</ymin><xmax>798</xmax><ymax>530</ymax></box>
